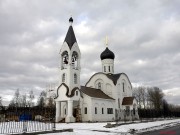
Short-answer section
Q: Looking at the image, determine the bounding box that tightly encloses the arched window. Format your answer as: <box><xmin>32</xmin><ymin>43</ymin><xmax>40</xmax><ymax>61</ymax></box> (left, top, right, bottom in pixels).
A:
<box><xmin>62</xmin><ymin>73</ymin><xmax>65</xmax><ymax>82</ymax></box>
<box><xmin>74</xmin><ymin>74</ymin><xmax>77</xmax><ymax>84</ymax></box>
<box><xmin>76</xmin><ymin>91</ymin><xmax>78</xmax><ymax>96</ymax></box>
<box><xmin>61</xmin><ymin>51</ymin><xmax>68</xmax><ymax>69</ymax></box>
<box><xmin>95</xmin><ymin>107</ymin><xmax>97</xmax><ymax>114</ymax></box>
<box><xmin>84</xmin><ymin>107</ymin><xmax>87</xmax><ymax>114</ymax></box>
<box><xmin>72</xmin><ymin>51</ymin><xmax>78</xmax><ymax>69</ymax></box>
<box><xmin>98</xmin><ymin>82</ymin><xmax>101</xmax><ymax>89</ymax></box>
<box><xmin>104</xmin><ymin>66</ymin><xmax>106</xmax><ymax>72</ymax></box>
<box><xmin>65</xmin><ymin>108</ymin><xmax>66</xmax><ymax>115</ymax></box>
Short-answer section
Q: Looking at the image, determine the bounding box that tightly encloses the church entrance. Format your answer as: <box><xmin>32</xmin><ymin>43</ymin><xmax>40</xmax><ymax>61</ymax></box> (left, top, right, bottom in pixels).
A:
<box><xmin>73</xmin><ymin>108</ymin><xmax>81</xmax><ymax>122</ymax></box>
<box><xmin>72</xmin><ymin>100</ymin><xmax>81</xmax><ymax>122</ymax></box>
<box><xmin>73</xmin><ymin>108</ymin><xmax>77</xmax><ymax>118</ymax></box>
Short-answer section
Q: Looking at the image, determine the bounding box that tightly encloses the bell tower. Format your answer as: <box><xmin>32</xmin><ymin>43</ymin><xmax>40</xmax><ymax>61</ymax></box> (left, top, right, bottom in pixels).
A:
<box><xmin>59</xmin><ymin>17</ymin><xmax>81</xmax><ymax>92</ymax></box>
<box><xmin>55</xmin><ymin>17</ymin><xmax>81</xmax><ymax>123</ymax></box>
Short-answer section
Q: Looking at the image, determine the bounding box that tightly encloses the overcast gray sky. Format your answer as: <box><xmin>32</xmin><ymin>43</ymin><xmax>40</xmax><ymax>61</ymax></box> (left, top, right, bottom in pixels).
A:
<box><xmin>0</xmin><ymin>0</ymin><xmax>180</xmax><ymax>106</ymax></box>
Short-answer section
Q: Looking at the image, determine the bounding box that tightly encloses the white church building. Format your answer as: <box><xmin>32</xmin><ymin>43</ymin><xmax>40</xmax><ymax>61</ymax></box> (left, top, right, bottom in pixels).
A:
<box><xmin>55</xmin><ymin>17</ymin><xmax>139</xmax><ymax>123</ymax></box>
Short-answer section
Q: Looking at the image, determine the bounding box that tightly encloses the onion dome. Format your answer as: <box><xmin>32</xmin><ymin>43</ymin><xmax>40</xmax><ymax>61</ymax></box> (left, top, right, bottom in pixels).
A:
<box><xmin>100</xmin><ymin>47</ymin><xmax>115</xmax><ymax>60</ymax></box>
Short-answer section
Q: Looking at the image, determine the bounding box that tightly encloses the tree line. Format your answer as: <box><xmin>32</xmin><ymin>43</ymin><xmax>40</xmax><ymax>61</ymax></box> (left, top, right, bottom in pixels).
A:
<box><xmin>133</xmin><ymin>86</ymin><xmax>180</xmax><ymax>118</ymax></box>
<box><xmin>6</xmin><ymin>89</ymin><xmax>55</xmax><ymax>108</ymax></box>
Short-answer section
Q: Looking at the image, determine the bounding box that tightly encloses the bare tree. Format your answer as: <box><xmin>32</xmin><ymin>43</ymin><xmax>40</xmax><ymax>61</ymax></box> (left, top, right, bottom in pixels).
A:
<box><xmin>133</xmin><ymin>87</ymin><xmax>142</xmax><ymax>108</ymax></box>
<box><xmin>147</xmin><ymin>87</ymin><xmax>164</xmax><ymax>110</ymax></box>
<box><xmin>133</xmin><ymin>86</ymin><xmax>147</xmax><ymax>109</ymax></box>
<box><xmin>21</xmin><ymin>94</ymin><xmax>27</xmax><ymax>107</ymax></box>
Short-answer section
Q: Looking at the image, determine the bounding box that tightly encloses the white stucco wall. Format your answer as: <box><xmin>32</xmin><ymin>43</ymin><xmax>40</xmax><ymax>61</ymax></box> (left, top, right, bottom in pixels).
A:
<box><xmin>117</xmin><ymin>73</ymin><xmax>132</xmax><ymax>97</ymax></box>
<box><xmin>81</xmin><ymin>94</ymin><xmax>92</xmax><ymax>121</ymax></box>
<box><xmin>91</xmin><ymin>98</ymin><xmax>115</xmax><ymax>122</ymax></box>
<box><xmin>81</xmin><ymin>92</ymin><xmax>115</xmax><ymax>122</ymax></box>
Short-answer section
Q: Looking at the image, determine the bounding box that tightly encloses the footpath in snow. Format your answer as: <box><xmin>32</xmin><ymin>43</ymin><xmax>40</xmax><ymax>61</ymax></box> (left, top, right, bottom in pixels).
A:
<box><xmin>47</xmin><ymin>118</ymin><xmax>180</xmax><ymax>135</ymax></box>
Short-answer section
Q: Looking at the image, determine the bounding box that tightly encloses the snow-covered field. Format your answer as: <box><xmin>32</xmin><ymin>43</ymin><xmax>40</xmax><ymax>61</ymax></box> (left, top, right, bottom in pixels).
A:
<box><xmin>43</xmin><ymin>118</ymin><xmax>180</xmax><ymax>135</ymax></box>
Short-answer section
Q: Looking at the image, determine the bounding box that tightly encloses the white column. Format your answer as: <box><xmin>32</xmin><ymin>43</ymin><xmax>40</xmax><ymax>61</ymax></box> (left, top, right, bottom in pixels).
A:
<box><xmin>67</xmin><ymin>100</ymin><xmax>73</xmax><ymax>117</ymax></box>
<box><xmin>61</xmin><ymin>102</ymin><xmax>65</xmax><ymax>117</ymax></box>
<box><xmin>55</xmin><ymin>101</ymin><xmax>61</xmax><ymax>122</ymax></box>
<box><xmin>65</xmin><ymin>100</ymin><xmax>75</xmax><ymax>122</ymax></box>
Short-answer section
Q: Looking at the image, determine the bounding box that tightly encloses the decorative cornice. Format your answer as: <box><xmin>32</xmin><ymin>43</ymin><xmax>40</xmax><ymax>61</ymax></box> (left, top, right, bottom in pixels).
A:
<box><xmin>55</xmin><ymin>83</ymin><xmax>82</xmax><ymax>99</ymax></box>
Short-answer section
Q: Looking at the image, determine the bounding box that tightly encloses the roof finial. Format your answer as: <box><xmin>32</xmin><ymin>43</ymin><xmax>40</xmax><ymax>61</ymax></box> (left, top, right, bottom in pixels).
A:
<box><xmin>69</xmin><ymin>15</ymin><xmax>73</xmax><ymax>25</ymax></box>
<box><xmin>105</xmin><ymin>36</ymin><xmax>108</xmax><ymax>47</ymax></box>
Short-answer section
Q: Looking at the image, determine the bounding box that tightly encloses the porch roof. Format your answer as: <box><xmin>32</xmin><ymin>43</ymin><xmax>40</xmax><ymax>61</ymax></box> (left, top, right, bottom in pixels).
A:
<box><xmin>122</xmin><ymin>97</ymin><xmax>134</xmax><ymax>105</ymax></box>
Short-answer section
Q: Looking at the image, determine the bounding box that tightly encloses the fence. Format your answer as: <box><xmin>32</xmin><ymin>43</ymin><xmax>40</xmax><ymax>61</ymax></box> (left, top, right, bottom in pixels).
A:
<box><xmin>0</xmin><ymin>106</ymin><xmax>55</xmax><ymax>134</ymax></box>
<box><xmin>138</xmin><ymin>108</ymin><xmax>180</xmax><ymax>119</ymax></box>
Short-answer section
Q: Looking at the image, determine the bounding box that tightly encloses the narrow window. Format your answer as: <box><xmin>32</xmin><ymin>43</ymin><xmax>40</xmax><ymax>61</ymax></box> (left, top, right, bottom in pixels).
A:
<box><xmin>65</xmin><ymin>109</ymin><xmax>66</xmax><ymax>115</ymax></box>
<box><xmin>62</xmin><ymin>73</ymin><xmax>65</xmax><ymax>82</ymax></box>
<box><xmin>104</xmin><ymin>66</ymin><xmax>106</xmax><ymax>72</ymax></box>
<box><xmin>118</xmin><ymin>98</ymin><xmax>120</xmax><ymax>108</ymax></box>
<box><xmin>123</xmin><ymin>82</ymin><xmax>125</xmax><ymax>92</ymax></box>
<box><xmin>95</xmin><ymin>107</ymin><xmax>97</xmax><ymax>114</ymax></box>
<box><xmin>76</xmin><ymin>91</ymin><xmax>78</xmax><ymax>96</ymax></box>
<box><xmin>109</xmin><ymin>66</ymin><xmax>110</xmax><ymax>72</ymax></box>
<box><xmin>102</xmin><ymin>108</ymin><xmax>104</xmax><ymax>114</ymax></box>
<box><xmin>84</xmin><ymin>107</ymin><xmax>87</xmax><ymax>114</ymax></box>
<box><xmin>98</xmin><ymin>82</ymin><xmax>101</xmax><ymax>89</ymax></box>
<box><xmin>74</xmin><ymin>74</ymin><xmax>77</xmax><ymax>84</ymax></box>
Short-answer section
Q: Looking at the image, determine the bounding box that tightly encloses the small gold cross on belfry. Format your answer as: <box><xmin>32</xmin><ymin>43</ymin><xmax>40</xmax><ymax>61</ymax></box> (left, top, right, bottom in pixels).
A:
<box><xmin>105</xmin><ymin>36</ymin><xmax>108</xmax><ymax>47</ymax></box>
